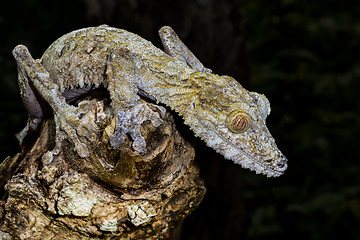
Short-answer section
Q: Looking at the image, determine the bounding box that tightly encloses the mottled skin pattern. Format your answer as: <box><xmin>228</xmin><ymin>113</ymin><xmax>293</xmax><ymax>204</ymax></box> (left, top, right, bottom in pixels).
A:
<box><xmin>12</xmin><ymin>25</ymin><xmax>287</xmax><ymax>177</ymax></box>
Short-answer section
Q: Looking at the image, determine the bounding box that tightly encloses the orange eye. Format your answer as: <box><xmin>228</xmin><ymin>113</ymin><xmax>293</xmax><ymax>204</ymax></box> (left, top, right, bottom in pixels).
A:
<box><xmin>226</xmin><ymin>110</ymin><xmax>251</xmax><ymax>133</ymax></box>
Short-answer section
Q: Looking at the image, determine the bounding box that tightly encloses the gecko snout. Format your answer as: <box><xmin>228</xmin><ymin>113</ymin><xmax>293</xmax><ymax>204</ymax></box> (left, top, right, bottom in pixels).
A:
<box><xmin>276</xmin><ymin>157</ymin><xmax>288</xmax><ymax>172</ymax></box>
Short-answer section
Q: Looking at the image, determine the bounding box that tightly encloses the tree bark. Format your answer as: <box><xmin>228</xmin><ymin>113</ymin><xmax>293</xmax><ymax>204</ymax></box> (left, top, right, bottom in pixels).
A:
<box><xmin>0</xmin><ymin>97</ymin><xmax>206</xmax><ymax>239</ymax></box>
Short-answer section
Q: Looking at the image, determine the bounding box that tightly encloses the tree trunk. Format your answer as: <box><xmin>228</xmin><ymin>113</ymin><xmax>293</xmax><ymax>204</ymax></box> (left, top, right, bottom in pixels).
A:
<box><xmin>0</xmin><ymin>97</ymin><xmax>206</xmax><ymax>239</ymax></box>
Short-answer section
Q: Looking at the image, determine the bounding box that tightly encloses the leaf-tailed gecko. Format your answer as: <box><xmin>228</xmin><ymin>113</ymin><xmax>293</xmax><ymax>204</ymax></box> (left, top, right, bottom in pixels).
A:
<box><xmin>12</xmin><ymin>25</ymin><xmax>287</xmax><ymax>177</ymax></box>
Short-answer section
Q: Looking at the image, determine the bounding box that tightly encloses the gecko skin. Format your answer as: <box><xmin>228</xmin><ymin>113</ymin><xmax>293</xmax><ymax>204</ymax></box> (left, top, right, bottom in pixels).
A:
<box><xmin>12</xmin><ymin>25</ymin><xmax>287</xmax><ymax>177</ymax></box>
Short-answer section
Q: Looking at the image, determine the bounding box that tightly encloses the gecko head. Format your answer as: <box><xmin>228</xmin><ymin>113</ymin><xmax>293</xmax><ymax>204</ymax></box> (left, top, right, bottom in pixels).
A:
<box><xmin>189</xmin><ymin>74</ymin><xmax>287</xmax><ymax>177</ymax></box>
<box><xmin>223</xmin><ymin>95</ymin><xmax>288</xmax><ymax>177</ymax></box>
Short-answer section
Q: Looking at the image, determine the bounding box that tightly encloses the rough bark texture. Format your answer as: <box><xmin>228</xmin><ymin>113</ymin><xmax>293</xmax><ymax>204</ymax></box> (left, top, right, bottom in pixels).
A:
<box><xmin>0</xmin><ymin>97</ymin><xmax>206</xmax><ymax>239</ymax></box>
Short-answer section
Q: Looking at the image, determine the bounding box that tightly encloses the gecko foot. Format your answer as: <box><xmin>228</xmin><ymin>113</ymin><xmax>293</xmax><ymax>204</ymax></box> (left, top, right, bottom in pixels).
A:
<box><xmin>42</xmin><ymin>102</ymin><xmax>103</xmax><ymax>163</ymax></box>
<box><xmin>55</xmin><ymin>115</ymin><xmax>91</xmax><ymax>158</ymax></box>
<box><xmin>41</xmin><ymin>125</ymin><xmax>89</xmax><ymax>164</ymax></box>
<box><xmin>110</xmin><ymin>102</ymin><xmax>165</xmax><ymax>153</ymax></box>
<box><xmin>54</xmin><ymin>105</ymin><xmax>99</xmax><ymax>159</ymax></box>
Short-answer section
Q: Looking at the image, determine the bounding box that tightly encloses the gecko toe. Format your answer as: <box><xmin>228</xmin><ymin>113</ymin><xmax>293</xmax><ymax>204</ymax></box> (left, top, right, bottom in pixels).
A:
<box><xmin>75</xmin><ymin>142</ymin><xmax>90</xmax><ymax>158</ymax></box>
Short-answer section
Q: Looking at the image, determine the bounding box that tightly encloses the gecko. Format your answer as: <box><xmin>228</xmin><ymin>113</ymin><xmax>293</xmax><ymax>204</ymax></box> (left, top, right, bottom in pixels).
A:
<box><xmin>12</xmin><ymin>25</ymin><xmax>287</xmax><ymax>177</ymax></box>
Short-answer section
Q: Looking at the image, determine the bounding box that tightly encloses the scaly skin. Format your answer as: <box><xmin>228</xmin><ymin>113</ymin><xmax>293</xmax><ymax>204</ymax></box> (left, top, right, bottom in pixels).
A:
<box><xmin>13</xmin><ymin>25</ymin><xmax>287</xmax><ymax>177</ymax></box>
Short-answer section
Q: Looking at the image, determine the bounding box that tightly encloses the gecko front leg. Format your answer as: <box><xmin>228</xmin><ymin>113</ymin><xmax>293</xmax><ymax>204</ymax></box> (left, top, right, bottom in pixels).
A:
<box><xmin>105</xmin><ymin>53</ymin><xmax>165</xmax><ymax>153</ymax></box>
<box><xmin>158</xmin><ymin>26</ymin><xmax>212</xmax><ymax>73</ymax></box>
<box><xmin>13</xmin><ymin>45</ymin><xmax>93</xmax><ymax>159</ymax></box>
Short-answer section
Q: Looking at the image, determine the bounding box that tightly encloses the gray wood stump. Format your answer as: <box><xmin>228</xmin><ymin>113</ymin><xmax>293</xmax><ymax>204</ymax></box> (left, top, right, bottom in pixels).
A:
<box><xmin>0</xmin><ymin>97</ymin><xmax>206</xmax><ymax>239</ymax></box>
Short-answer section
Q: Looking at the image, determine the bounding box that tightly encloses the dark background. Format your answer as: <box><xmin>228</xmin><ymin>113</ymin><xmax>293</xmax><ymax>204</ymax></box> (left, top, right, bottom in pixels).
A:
<box><xmin>0</xmin><ymin>0</ymin><xmax>359</xmax><ymax>239</ymax></box>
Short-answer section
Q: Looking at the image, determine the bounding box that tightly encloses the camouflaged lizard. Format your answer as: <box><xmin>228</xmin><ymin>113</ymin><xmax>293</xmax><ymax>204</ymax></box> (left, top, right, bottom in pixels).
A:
<box><xmin>12</xmin><ymin>25</ymin><xmax>287</xmax><ymax>177</ymax></box>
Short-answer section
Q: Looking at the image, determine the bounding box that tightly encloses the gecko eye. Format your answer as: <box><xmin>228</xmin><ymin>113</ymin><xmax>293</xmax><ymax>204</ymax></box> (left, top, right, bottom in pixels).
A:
<box><xmin>226</xmin><ymin>110</ymin><xmax>251</xmax><ymax>133</ymax></box>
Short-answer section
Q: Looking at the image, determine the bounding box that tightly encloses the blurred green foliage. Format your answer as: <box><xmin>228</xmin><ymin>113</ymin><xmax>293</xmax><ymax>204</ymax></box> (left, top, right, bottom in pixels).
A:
<box><xmin>241</xmin><ymin>0</ymin><xmax>360</xmax><ymax>239</ymax></box>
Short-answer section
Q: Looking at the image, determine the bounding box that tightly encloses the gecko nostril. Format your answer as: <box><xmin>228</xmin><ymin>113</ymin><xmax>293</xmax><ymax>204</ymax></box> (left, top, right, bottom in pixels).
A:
<box><xmin>276</xmin><ymin>162</ymin><xmax>287</xmax><ymax>169</ymax></box>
